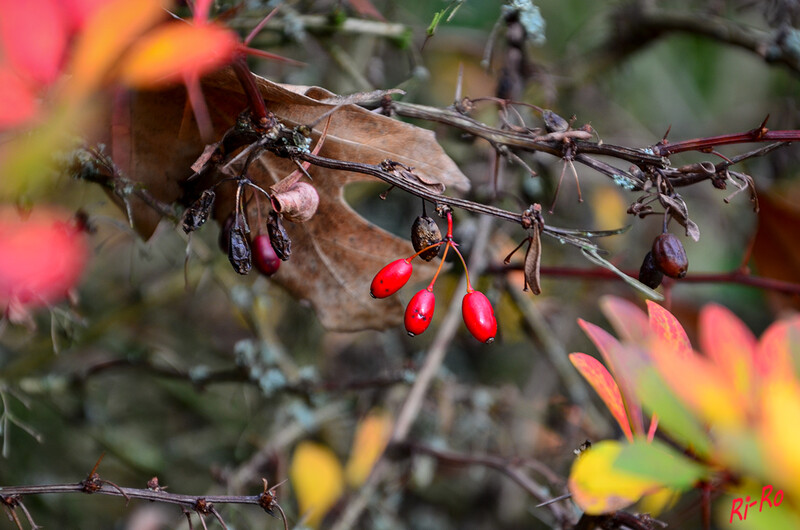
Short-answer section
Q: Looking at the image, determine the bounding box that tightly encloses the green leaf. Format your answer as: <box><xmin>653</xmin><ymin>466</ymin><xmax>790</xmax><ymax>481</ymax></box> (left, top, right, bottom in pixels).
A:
<box><xmin>613</xmin><ymin>438</ymin><xmax>709</xmax><ymax>489</ymax></box>
<box><xmin>634</xmin><ymin>368</ymin><xmax>712</xmax><ymax>457</ymax></box>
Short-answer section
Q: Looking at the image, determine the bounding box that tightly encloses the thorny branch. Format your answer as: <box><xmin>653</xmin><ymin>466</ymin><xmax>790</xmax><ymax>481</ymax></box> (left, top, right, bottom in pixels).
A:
<box><xmin>0</xmin><ymin>473</ymin><xmax>288</xmax><ymax>530</ymax></box>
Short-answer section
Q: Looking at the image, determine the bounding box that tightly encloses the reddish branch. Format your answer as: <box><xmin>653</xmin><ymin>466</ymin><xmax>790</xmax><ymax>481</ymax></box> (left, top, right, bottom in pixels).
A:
<box><xmin>492</xmin><ymin>264</ymin><xmax>800</xmax><ymax>297</ymax></box>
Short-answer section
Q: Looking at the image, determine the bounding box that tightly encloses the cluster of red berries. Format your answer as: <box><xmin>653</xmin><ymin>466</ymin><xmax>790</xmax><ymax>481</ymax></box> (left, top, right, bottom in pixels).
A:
<box><xmin>370</xmin><ymin>210</ymin><xmax>498</xmax><ymax>344</ymax></box>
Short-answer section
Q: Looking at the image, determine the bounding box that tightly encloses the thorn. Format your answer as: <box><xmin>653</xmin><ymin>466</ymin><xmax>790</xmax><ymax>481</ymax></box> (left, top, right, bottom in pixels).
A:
<box><xmin>536</xmin><ymin>492</ymin><xmax>572</xmax><ymax>508</ymax></box>
<box><xmin>243</xmin><ymin>4</ymin><xmax>281</xmax><ymax>46</ymax></box>
<box><xmin>454</xmin><ymin>62</ymin><xmax>464</xmax><ymax>103</ymax></box>
<box><xmin>548</xmin><ymin>160</ymin><xmax>569</xmax><ymax>214</ymax></box>
<box><xmin>567</xmin><ymin>159</ymin><xmax>583</xmax><ymax>203</ymax></box>
<box><xmin>661</xmin><ymin>125</ymin><xmax>672</xmax><ymax>143</ymax></box>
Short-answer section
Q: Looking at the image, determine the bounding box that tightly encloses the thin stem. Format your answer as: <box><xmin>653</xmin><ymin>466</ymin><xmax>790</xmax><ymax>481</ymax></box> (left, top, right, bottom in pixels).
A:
<box><xmin>427</xmin><ymin>241</ymin><xmax>452</xmax><ymax>290</ymax></box>
<box><xmin>449</xmin><ymin>243</ymin><xmax>472</xmax><ymax>292</ymax></box>
<box><xmin>406</xmin><ymin>241</ymin><xmax>445</xmax><ymax>262</ymax></box>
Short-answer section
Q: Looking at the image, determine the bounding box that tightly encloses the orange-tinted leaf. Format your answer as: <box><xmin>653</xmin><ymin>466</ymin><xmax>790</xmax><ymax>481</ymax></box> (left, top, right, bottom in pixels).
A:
<box><xmin>578</xmin><ymin>320</ymin><xmax>644</xmax><ymax>436</ymax></box>
<box><xmin>601</xmin><ymin>296</ymin><xmax>650</xmax><ymax>344</ymax></box>
<box><xmin>0</xmin><ymin>0</ymin><xmax>68</xmax><ymax>85</ymax></box>
<box><xmin>646</xmin><ymin>300</ymin><xmax>692</xmax><ymax>358</ymax></box>
<box><xmin>0</xmin><ymin>207</ymin><xmax>88</xmax><ymax>308</ymax></box>
<box><xmin>59</xmin><ymin>0</ymin><xmax>114</xmax><ymax>32</ymax></box>
<box><xmin>570</xmin><ymin>353</ymin><xmax>633</xmax><ymax>441</ymax></box>
<box><xmin>649</xmin><ymin>338</ymin><xmax>746</xmax><ymax>429</ymax></box>
<box><xmin>344</xmin><ymin>410</ymin><xmax>392</xmax><ymax>488</ymax></box>
<box><xmin>755</xmin><ymin>315</ymin><xmax>800</xmax><ymax>380</ymax></box>
<box><xmin>119</xmin><ymin>22</ymin><xmax>238</xmax><ymax>87</ymax></box>
<box><xmin>290</xmin><ymin>441</ymin><xmax>344</xmax><ymax>528</ymax></box>
<box><xmin>568</xmin><ymin>440</ymin><xmax>663</xmax><ymax>514</ymax></box>
<box><xmin>67</xmin><ymin>0</ymin><xmax>164</xmax><ymax>98</ymax></box>
<box><xmin>699</xmin><ymin>304</ymin><xmax>757</xmax><ymax>398</ymax></box>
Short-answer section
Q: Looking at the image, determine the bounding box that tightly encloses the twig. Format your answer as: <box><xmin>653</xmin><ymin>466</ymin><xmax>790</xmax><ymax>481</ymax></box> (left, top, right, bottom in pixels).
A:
<box><xmin>0</xmin><ymin>479</ymin><xmax>287</xmax><ymax>526</ymax></box>
<box><xmin>395</xmin><ymin>441</ymin><xmax>572</xmax><ymax>522</ymax></box>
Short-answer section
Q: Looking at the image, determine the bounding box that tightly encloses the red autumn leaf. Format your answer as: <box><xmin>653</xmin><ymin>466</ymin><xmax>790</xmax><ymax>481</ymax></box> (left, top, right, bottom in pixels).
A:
<box><xmin>0</xmin><ymin>0</ymin><xmax>68</xmax><ymax>85</ymax></box>
<box><xmin>0</xmin><ymin>208</ymin><xmax>88</xmax><ymax>309</ymax></box>
<box><xmin>578</xmin><ymin>319</ymin><xmax>644</xmax><ymax>436</ymax></box>
<box><xmin>119</xmin><ymin>22</ymin><xmax>239</xmax><ymax>87</ymax></box>
<box><xmin>569</xmin><ymin>353</ymin><xmax>634</xmax><ymax>442</ymax></box>
<box><xmin>600</xmin><ymin>296</ymin><xmax>650</xmax><ymax>344</ymax></box>
<box><xmin>646</xmin><ymin>300</ymin><xmax>692</xmax><ymax>358</ymax></box>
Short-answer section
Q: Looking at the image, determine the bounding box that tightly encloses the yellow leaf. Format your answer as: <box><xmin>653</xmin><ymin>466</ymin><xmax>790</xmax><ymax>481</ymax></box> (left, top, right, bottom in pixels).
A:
<box><xmin>568</xmin><ymin>440</ymin><xmax>662</xmax><ymax>514</ymax></box>
<box><xmin>345</xmin><ymin>410</ymin><xmax>392</xmax><ymax>487</ymax></box>
<box><xmin>759</xmin><ymin>380</ymin><xmax>800</xmax><ymax>504</ymax></box>
<box><xmin>290</xmin><ymin>441</ymin><xmax>344</xmax><ymax>528</ymax></box>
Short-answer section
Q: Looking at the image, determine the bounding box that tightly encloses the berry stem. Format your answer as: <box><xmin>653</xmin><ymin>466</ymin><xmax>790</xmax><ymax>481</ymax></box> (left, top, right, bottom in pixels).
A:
<box><xmin>445</xmin><ymin>210</ymin><xmax>454</xmax><ymax>239</ymax></box>
<box><xmin>450</xmin><ymin>243</ymin><xmax>473</xmax><ymax>293</ymax></box>
<box><xmin>427</xmin><ymin>241</ymin><xmax>452</xmax><ymax>290</ymax></box>
<box><xmin>406</xmin><ymin>241</ymin><xmax>446</xmax><ymax>262</ymax></box>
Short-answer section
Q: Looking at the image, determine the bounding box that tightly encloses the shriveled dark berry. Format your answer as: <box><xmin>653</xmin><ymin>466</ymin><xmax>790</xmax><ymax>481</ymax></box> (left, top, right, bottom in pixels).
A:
<box><xmin>411</xmin><ymin>215</ymin><xmax>441</xmax><ymax>261</ymax></box>
<box><xmin>228</xmin><ymin>225</ymin><xmax>252</xmax><ymax>275</ymax></box>
<box><xmin>181</xmin><ymin>190</ymin><xmax>215</xmax><ymax>234</ymax></box>
<box><xmin>638</xmin><ymin>251</ymin><xmax>664</xmax><ymax>289</ymax></box>
<box><xmin>267</xmin><ymin>211</ymin><xmax>292</xmax><ymax>261</ymax></box>
<box><xmin>652</xmin><ymin>233</ymin><xmax>688</xmax><ymax>279</ymax></box>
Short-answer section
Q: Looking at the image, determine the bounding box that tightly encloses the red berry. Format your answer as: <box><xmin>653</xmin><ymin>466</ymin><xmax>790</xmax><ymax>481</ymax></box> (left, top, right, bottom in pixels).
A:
<box><xmin>462</xmin><ymin>291</ymin><xmax>497</xmax><ymax>344</ymax></box>
<box><xmin>370</xmin><ymin>259</ymin><xmax>413</xmax><ymax>299</ymax></box>
<box><xmin>404</xmin><ymin>288</ymin><xmax>435</xmax><ymax>336</ymax></box>
<box><xmin>253</xmin><ymin>234</ymin><xmax>280</xmax><ymax>276</ymax></box>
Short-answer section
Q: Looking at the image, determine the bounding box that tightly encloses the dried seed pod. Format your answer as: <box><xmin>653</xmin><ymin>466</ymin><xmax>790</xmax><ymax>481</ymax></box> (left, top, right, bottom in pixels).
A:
<box><xmin>271</xmin><ymin>182</ymin><xmax>319</xmax><ymax>222</ymax></box>
<box><xmin>411</xmin><ymin>215</ymin><xmax>441</xmax><ymax>261</ymax></box>
<box><xmin>181</xmin><ymin>190</ymin><xmax>215</xmax><ymax>233</ymax></box>
<box><xmin>652</xmin><ymin>233</ymin><xmax>688</xmax><ymax>279</ymax></box>
<box><xmin>638</xmin><ymin>251</ymin><xmax>664</xmax><ymax>289</ymax></box>
<box><xmin>228</xmin><ymin>225</ymin><xmax>252</xmax><ymax>275</ymax></box>
<box><xmin>267</xmin><ymin>211</ymin><xmax>292</xmax><ymax>261</ymax></box>
<box><xmin>523</xmin><ymin>229</ymin><xmax>542</xmax><ymax>295</ymax></box>
<box><xmin>543</xmin><ymin>110</ymin><xmax>569</xmax><ymax>133</ymax></box>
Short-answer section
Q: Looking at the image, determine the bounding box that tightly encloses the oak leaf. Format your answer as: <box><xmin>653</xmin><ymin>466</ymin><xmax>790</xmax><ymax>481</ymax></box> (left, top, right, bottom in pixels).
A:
<box><xmin>106</xmin><ymin>68</ymin><xmax>469</xmax><ymax>331</ymax></box>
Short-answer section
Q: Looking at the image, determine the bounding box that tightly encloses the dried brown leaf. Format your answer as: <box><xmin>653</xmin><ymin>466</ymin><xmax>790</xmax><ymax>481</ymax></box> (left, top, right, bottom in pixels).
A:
<box><xmin>104</xmin><ymin>68</ymin><xmax>470</xmax><ymax>331</ymax></box>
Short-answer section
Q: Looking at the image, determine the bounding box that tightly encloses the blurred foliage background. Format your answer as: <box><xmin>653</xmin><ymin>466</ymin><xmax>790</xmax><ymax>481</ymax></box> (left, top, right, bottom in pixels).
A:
<box><xmin>2</xmin><ymin>0</ymin><xmax>800</xmax><ymax>528</ymax></box>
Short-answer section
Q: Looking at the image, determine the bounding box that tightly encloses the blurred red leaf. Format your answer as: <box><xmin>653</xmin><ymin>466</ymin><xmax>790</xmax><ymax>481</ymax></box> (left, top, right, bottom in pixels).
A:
<box><xmin>0</xmin><ymin>208</ymin><xmax>88</xmax><ymax>309</ymax></box>
<box><xmin>0</xmin><ymin>63</ymin><xmax>39</xmax><ymax>129</ymax></box>
<box><xmin>0</xmin><ymin>0</ymin><xmax>68</xmax><ymax>85</ymax></box>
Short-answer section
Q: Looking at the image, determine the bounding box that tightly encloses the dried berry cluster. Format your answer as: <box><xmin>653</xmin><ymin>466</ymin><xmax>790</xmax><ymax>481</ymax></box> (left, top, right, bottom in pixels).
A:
<box><xmin>370</xmin><ymin>209</ymin><xmax>498</xmax><ymax>344</ymax></box>
<box><xmin>638</xmin><ymin>232</ymin><xmax>689</xmax><ymax>289</ymax></box>
<box><xmin>182</xmin><ymin>181</ymin><xmax>296</xmax><ymax>278</ymax></box>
